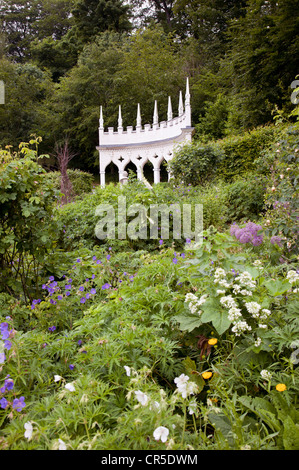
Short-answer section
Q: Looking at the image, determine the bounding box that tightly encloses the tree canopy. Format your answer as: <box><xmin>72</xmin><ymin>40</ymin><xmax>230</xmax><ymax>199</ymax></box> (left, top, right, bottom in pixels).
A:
<box><xmin>0</xmin><ymin>0</ymin><xmax>298</xmax><ymax>170</ymax></box>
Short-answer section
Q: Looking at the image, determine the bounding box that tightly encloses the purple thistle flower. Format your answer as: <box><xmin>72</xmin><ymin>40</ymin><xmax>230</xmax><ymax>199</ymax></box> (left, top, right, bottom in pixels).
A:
<box><xmin>252</xmin><ymin>235</ymin><xmax>263</xmax><ymax>246</ymax></box>
<box><xmin>239</xmin><ymin>231</ymin><xmax>253</xmax><ymax>244</ymax></box>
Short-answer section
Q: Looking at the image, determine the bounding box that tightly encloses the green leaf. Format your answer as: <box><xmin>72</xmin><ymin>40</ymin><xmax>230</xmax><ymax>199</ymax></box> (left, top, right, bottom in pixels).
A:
<box><xmin>283</xmin><ymin>417</ymin><xmax>299</xmax><ymax>450</ymax></box>
<box><xmin>182</xmin><ymin>357</ymin><xmax>205</xmax><ymax>392</ymax></box>
<box><xmin>201</xmin><ymin>298</ymin><xmax>231</xmax><ymax>335</ymax></box>
<box><xmin>173</xmin><ymin>313</ymin><xmax>202</xmax><ymax>332</ymax></box>
<box><xmin>263</xmin><ymin>279</ymin><xmax>291</xmax><ymax>296</ymax></box>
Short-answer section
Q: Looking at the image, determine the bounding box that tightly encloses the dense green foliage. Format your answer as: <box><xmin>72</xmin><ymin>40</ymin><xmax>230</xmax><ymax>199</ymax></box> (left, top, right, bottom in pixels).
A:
<box><xmin>0</xmin><ymin>0</ymin><xmax>298</xmax><ymax>452</ymax></box>
<box><xmin>1</xmin><ymin>0</ymin><xmax>298</xmax><ymax>171</ymax></box>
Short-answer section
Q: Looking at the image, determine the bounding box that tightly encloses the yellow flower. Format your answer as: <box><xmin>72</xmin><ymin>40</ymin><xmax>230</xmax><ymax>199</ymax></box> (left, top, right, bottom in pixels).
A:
<box><xmin>202</xmin><ymin>371</ymin><xmax>213</xmax><ymax>380</ymax></box>
<box><xmin>208</xmin><ymin>338</ymin><xmax>218</xmax><ymax>346</ymax></box>
<box><xmin>276</xmin><ymin>383</ymin><xmax>287</xmax><ymax>392</ymax></box>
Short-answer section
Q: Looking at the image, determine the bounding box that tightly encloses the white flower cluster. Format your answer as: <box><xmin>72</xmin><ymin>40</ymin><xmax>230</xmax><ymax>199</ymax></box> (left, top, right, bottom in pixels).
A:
<box><xmin>231</xmin><ymin>321</ymin><xmax>252</xmax><ymax>336</ymax></box>
<box><xmin>220</xmin><ymin>295</ymin><xmax>238</xmax><ymax>309</ymax></box>
<box><xmin>214</xmin><ymin>268</ymin><xmax>231</xmax><ymax>289</ymax></box>
<box><xmin>286</xmin><ymin>270</ymin><xmax>299</xmax><ymax>285</ymax></box>
<box><xmin>185</xmin><ymin>293</ymin><xmax>208</xmax><ymax>315</ymax></box>
<box><xmin>245</xmin><ymin>302</ymin><xmax>271</xmax><ymax>324</ymax></box>
<box><xmin>234</xmin><ymin>271</ymin><xmax>256</xmax><ymax>291</ymax></box>
<box><xmin>174</xmin><ymin>374</ymin><xmax>198</xmax><ymax>399</ymax></box>
<box><xmin>260</xmin><ymin>369</ymin><xmax>273</xmax><ymax>381</ymax></box>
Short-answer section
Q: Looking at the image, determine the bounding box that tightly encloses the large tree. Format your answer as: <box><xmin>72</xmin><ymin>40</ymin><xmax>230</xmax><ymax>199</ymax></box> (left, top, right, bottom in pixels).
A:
<box><xmin>219</xmin><ymin>0</ymin><xmax>299</xmax><ymax>131</ymax></box>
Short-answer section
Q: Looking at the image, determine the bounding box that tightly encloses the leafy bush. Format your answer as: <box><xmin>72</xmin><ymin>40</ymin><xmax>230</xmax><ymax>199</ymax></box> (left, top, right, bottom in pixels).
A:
<box><xmin>255</xmin><ymin>124</ymin><xmax>299</xmax><ymax>255</ymax></box>
<box><xmin>169</xmin><ymin>142</ymin><xmax>224</xmax><ymax>186</ymax></box>
<box><xmin>171</xmin><ymin>124</ymin><xmax>282</xmax><ymax>185</ymax></box>
<box><xmin>0</xmin><ymin>139</ymin><xmax>60</xmax><ymax>302</ymax></box>
<box><xmin>225</xmin><ymin>174</ymin><xmax>267</xmax><ymax>222</ymax></box>
<box><xmin>45</xmin><ymin>169</ymin><xmax>95</xmax><ymax>197</ymax></box>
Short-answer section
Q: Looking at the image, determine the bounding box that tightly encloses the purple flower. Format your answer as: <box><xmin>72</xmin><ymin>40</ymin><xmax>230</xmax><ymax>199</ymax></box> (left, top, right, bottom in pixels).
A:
<box><xmin>48</xmin><ymin>326</ymin><xmax>56</xmax><ymax>332</ymax></box>
<box><xmin>0</xmin><ymin>398</ymin><xmax>8</xmax><ymax>409</ymax></box>
<box><xmin>66</xmin><ymin>291</ymin><xmax>71</xmax><ymax>296</ymax></box>
<box><xmin>101</xmin><ymin>283</ymin><xmax>111</xmax><ymax>290</ymax></box>
<box><xmin>57</xmin><ymin>295</ymin><xmax>63</xmax><ymax>300</ymax></box>
<box><xmin>79</xmin><ymin>286</ymin><xmax>84</xmax><ymax>292</ymax></box>
<box><xmin>159</xmin><ymin>239</ymin><xmax>163</xmax><ymax>245</ymax></box>
<box><xmin>186</xmin><ymin>238</ymin><xmax>191</xmax><ymax>244</ymax></box>
<box><xmin>4</xmin><ymin>340</ymin><xmax>11</xmax><ymax>350</ymax></box>
<box><xmin>80</xmin><ymin>297</ymin><xmax>86</xmax><ymax>304</ymax></box>
<box><xmin>239</xmin><ymin>231</ymin><xmax>253</xmax><ymax>244</ymax></box>
<box><xmin>69</xmin><ymin>364</ymin><xmax>75</xmax><ymax>370</ymax></box>
<box><xmin>4</xmin><ymin>378</ymin><xmax>14</xmax><ymax>391</ymax></box>
<box><xmin>90</xmin><ymin>288</ymin><xmax>96</xmax><ymax>295</ymax></box>
<box><xmin>76</xmin><ymin>258</ymin><xmax>81</xmax><ymax>263</ymax></box>
<box><xmin>12</xmin><ymin>396</ymin><xmax>26</xmax><ymax>412</ymax></box>
<box><xmin>92</xmin><ymin>256</ymin><xmax>97</xmax><ymax>261</ymax></box>
<box><xmin>0</xmin><ymin>353</ymin><xmax>6</xmax><ymax>363</ymax></box>
<box><xmin>106</xmin><ymin>255</ymin><xmax>111</xmax><ymax>260</ymax></box>
<box><xmin>49</xmin><ymin>276</ymin><xmax>54</xmax><ymax>281</ymax></box>
<box><xmin>270</xmin><ymin>235</ymin><xmax>283</xmax><ymax>247</ymax></box>
<box><xmin>172</xmin><ymin>258</ymin><xmax>178</xmax><ymax>264</ymax></box>
<box><xmin>180</xmin><ymin>253</ymin><xmax>185</xmax><ymax>258</ymax></box>
<box><xmin>65</xmin><ymin>284</ymin><xmax>72</xmax><ymax>290</ymax></box>
<box><xmin>252</xmin><ymin>235</ymin><xmax>263</xmax><ymax>246</ymax></box>
<box><xmin>77</xmin><ymin>340</ymin><xmax>82</xmax><ymax>345</ymax></box>
<box><xmin>92</xmin><ymin>274</ymin><xmax>95</xmax><ymax>279</ymax></box>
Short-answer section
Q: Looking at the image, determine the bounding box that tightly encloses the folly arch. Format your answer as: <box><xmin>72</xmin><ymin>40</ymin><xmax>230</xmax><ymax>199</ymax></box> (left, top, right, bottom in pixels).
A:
<box><xmin>97</xmin><ymin>78</ymin><xmax>194</xmax><ymax>187</ymax></box>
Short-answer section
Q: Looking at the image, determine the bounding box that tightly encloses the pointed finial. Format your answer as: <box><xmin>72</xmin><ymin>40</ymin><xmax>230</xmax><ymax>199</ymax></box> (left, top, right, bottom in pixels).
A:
<box><xmin>185</xmin><ymin>77</ymin><xmax>190</xmax><ymax>106</ymax></box>
<box><xmin>153</xmin><ymin>100</ymin><xmax>159</xmax><ymax>125</ymax></box>
<box><xmin>99</xmin><ymin>105</ymin><xmax>104</xmax><ymax>129</ymax></box>
<box><xmin>136</xmin><ymin>103</ymin><xmax>142</xmax><ymax>128</ymax></box>
<box><xmin>178</xmin><ymin>91</ymin><xmax>184</xmax><ymax>116</ymax></box>
<box><xmin>118</xmin><ymin>105</ymin><xmax>123</xmax><ymax>129</ymax></box>
<box><xmin>167</xmin><ymin>96</ymin><xmax>173</xmax><ymax>121</ymax></box>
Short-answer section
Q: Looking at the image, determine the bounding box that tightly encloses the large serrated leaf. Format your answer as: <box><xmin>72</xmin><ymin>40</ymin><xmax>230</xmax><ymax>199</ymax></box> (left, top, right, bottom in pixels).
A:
<box><xmin>173</xmin><ymin>314</ymin><xmax>202</xmax><ymax>332</ymax></box>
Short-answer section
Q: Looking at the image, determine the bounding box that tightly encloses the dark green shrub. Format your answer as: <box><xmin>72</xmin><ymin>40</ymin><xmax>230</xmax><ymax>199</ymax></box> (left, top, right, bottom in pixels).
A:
<box><xmin>45</xmin><ymin>169</ymin><xmax>95</xmax><ymax>196</ymax></box>
<box><xmin>225</xmin><ymin>174</ymin><xmax>267</xmax><ymax>222</ymax></box>
<box><xmin>169</xmin><ymin>142</ymin><xmax>224</xmax><ymax>186</ymax></box>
